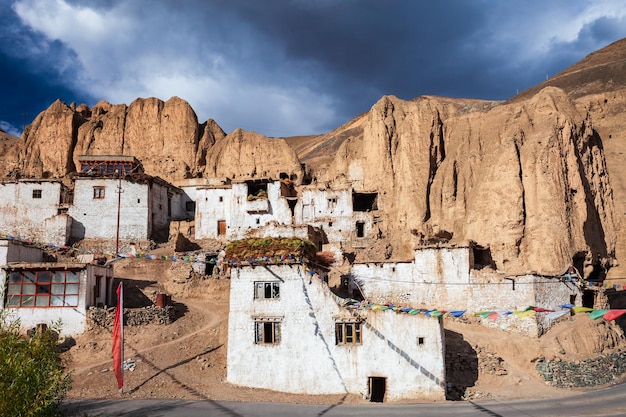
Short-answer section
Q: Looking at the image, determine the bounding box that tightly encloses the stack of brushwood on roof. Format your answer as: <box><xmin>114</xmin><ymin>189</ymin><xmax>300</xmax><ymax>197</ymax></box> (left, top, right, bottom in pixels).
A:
<box><xmin>225</xmin><ymin>237</ymin><xmax>318</xmax><ymax>264</ymax></box>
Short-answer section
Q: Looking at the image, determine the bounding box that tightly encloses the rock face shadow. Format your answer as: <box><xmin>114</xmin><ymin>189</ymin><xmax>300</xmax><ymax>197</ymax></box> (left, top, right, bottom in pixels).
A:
<box><xmin>445</xmin><ymin>329</ymin><xmax>478</xmax><ymax>400</ymax></box>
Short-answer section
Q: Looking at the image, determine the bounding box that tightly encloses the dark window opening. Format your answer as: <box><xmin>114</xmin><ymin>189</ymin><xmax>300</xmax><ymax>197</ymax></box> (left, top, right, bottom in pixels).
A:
<box><xmin>93</xmin><ymin>186</ymin><xmax>105</xmax><ymax>199</ymax></box>
<box><xmin>32</xmin><ymin>189</ymin><xmax>42</xmax><ymax>199</ymax></box>
<box><xmin>369</xmin><ymin>377</ymin><xmax>386</xmax><ymax>403</ymax></box>
<box><xmin>353</xmin><ymin>192</ymin><xmax>378</xmax><ymax>212</ymax></box>
<box><xmin>287</xmin><ymin>198</ymin><xmax>298</xmax><ymax>218</ymax></box>
<box><xmin>247</xmin><ymin>181</ymin><xmax>268</xmax><ymax>200</ymax></box>
<box><xmin>417</xmin><ymin>337</ymin><xmax>425</xmax><ymax>346</ymax></box>
<box><xmin>472</xmin><ymin>245</ymin><xmax>494</xmax><ymax>270</ymax></box>
<box><xmin>219</xmin><ymin>196</ymin><xmax>224</xmax><ymax>202</ymax></box>
<box><xmin>256</xmin><ymin>218</ymin><xmax>260</xmax><ymax>225</ymax></box>
<box><xmin>356</xmin><ymin>221</ymin><xmax>365</xmax><ymax>238</ymax></box>
<box><xmin>255</xmin><ymin>282</ymin><xmax>280</xmax><ymax>299</ymax></box>
<box><xmin>572</xmin><ymin>252</ymin><xmax>586</xmax><ymax>278</ymax></box>
<box><xmin>280</xmin><ymin>176</ymin><xmax>297</xmax><ymax>198</ymax></box>
<box><xmin>582</xmin><ymin>290</ymin><xmax>595</xmax><ymax>309</ymax></box>
<box><xmin>335</xmin><ymin>322</ymin><xmax>362</xmax><ymax>345</ymax></box>
<box><xmin>185</xmin><ymin>201</ymin><xmax>196</xmax><ymax>212</ymax></box>
<box><xmin>255</xmin><ymin>320</ymin><xmax>281</xmax><ymax>344</ymax></box>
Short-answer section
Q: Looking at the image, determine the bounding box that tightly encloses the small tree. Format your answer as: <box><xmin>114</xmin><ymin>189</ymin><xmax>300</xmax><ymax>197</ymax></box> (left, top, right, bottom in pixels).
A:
<box><xmin>0</xmin><ymin>315</ymin><xmax>71</xmax><ymax>417</ymax></box>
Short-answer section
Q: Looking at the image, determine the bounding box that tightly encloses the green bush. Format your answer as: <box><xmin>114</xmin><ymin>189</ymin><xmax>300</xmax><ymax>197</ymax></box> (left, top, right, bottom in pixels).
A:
<box><xmin>0</xmin><ymin>315</ymin><xmax>71</xmax><ymax>417</ymax></box>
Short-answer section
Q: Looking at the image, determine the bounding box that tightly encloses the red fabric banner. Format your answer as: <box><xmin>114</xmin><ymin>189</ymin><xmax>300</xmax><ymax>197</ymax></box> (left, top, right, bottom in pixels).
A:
<box><xmin>604</xmin><ymin>309</ymin><xmax>626</xmax><ymax>321</ymax></box>
<box><xmin>112</xmin><ymin>283</ymin><xmax>124</xmax><ymax>391</ymax></box>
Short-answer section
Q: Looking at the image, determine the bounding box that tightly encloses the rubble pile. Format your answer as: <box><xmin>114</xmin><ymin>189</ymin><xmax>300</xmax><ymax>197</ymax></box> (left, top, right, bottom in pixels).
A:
<box><xmin>87</xmin><ymin>305</ymin><xmax>175</xmax><ymax>328</ymax></box>
<box><xmin>477</xmin><ymin>347</ymin><xmax>508</xmax><ymax>376</ymax></box>
<box><xmin>535</xmin><ymin>351</ymin><xmax>626</xmax><ymax>387</ymax></box>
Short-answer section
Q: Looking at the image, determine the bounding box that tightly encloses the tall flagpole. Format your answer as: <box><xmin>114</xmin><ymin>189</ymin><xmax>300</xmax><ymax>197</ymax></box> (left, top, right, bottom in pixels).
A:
<box><xmin>112</xmin><ymin>282</ymin><xmax>124</xmax><ymax>393</ymax></box>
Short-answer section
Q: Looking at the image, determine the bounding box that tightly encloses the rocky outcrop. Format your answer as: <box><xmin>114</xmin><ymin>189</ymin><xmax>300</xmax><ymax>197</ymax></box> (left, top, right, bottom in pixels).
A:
<box><xmin>203</xmin><ymin>128</ymin><xmax>303</xmax><ymax>181</ymax></box>
<box><xmin>16</xmin><ymin>99</ymin><xmax>78</xmax><ymax>178</ymax></box>
<box><xmin>321</xmin><ymin>89</ymin><xmax>616</xmax><ymax>275</ymax></box>
<box><xmin>7</xmin><ymin>96</ymin><xmax>304</xmax><ymax>184</ymax></box>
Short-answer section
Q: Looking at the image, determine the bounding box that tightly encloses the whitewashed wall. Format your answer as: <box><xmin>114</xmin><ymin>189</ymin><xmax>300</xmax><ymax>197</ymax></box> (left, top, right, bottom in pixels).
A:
<box><xmin>149</xmin><ymin>181</ymin><xmax>179</xmax><ymax>241</ymax></box>
<box><xmin>196</xmin><ymin>182</ymin><xmax>295</xmax><ymax>240</ymax></box>
<box><xmin>0</xmin><ymin>181</ymin><xmax>67</xmax><ymax>243</ymax></box>
<box><xmin>351</xmin><ymin>247</ymin><xmax>581</xmax><ymax>336</ymax></box>
<box><xmin>69</xmin><ymin>178</ymin><xmax>150</xmax><ymax>240</ymax></box>
<box><xmin>195</xmin><ymin>186</ymin><xmax>233</xmax><ymax>239</ymax></box>
<box><xmin>43</xmin><ymin>213</ymin><xmax>72</xmax><ymax>245</ymax></box>
<box><xmin>1</xmin><ymin>264</ymin><xmax>113</xmax><ymax>336</ymax></box>
<box><xmin>195</xmin><ymin>183</ymin><xmax>377</xmax><ymax>246</ymax></box>
<box><xmin>297</xmin><ymin>188</ymin><xmax>357</xmax><ymax>243</ymax></box>
<box><xmin>228</xmin><ymin>263</ymin><xmax>446</xmax><ymax>401</ymax></box>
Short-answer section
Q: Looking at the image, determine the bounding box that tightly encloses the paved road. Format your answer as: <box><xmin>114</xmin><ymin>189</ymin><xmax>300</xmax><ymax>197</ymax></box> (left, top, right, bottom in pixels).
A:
<box><xmin>64</xmin><ymin>383</ymin><xmax>626</xmax><ymax>417</ymax></box>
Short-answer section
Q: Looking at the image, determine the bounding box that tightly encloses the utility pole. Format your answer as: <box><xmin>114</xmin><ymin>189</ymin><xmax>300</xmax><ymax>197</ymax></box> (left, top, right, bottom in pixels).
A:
<box><xmin>115</xmin><ymin>170</ymin><xmax>124</xmax><ymax>256</ymax></box>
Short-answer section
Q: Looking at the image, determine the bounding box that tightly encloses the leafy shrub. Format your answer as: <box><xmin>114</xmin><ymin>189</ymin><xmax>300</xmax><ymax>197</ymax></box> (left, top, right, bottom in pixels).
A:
<box><xmin>0</xmin><ymin>315</ymin><xmax>71</xmax><ymax>417</ymax></box>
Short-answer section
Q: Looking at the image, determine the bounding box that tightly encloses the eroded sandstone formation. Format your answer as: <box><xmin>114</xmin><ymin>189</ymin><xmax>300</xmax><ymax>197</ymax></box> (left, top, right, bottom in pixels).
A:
<box><xmin>320</xmin><ymin>90</ymin><xmax>616</xmax><ymax>276</ymax></box>
<box><xmin>4</xmin><ymin>96</ymin><xmax>304</xmax><ymax>183</ymax></box>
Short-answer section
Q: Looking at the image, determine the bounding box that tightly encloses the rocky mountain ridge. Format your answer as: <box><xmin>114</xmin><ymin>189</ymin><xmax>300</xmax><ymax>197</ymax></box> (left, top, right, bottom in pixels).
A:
<box><xmin>2</xmin><ymin>39</ymin><xmax>626</xmax><ymax>278</ymax></box>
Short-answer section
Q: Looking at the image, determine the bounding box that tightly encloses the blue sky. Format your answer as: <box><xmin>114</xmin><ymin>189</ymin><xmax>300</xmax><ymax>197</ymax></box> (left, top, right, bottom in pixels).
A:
<box><xmin>1</xmin><ymin>0</ymin><xmax>625</xmax><ymax>138</ymax></box>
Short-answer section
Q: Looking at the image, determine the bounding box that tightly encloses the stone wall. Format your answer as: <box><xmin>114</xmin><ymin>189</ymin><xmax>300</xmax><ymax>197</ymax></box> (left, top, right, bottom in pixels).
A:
<box><xmin>87</xmin><ymin>305</ymin><xmax>175</xmax><ymax>328</ymax></box>
<box><xmin>535</xmin><ymin>351</ymin><xmax>626</xmax><ymax>387</ymax></box>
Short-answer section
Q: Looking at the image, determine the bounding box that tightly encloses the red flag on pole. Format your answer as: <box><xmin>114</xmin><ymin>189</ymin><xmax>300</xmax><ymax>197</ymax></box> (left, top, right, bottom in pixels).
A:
<box><xmin>112</xmin><ymin>282</ymin><xmax>124</xmax><ymax>392</ymax></box>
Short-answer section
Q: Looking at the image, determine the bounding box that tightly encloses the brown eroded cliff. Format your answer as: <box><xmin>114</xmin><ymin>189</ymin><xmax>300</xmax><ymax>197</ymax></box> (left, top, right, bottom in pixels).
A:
<box><xmin>310</xmin><ymin>89</ymin><xmax>615</xmax><ymax>276</ymax></box>
<box><xmin>3</xmin><ymin>96</ymin><xmax>304</xmax><ymax>183</ymax></box>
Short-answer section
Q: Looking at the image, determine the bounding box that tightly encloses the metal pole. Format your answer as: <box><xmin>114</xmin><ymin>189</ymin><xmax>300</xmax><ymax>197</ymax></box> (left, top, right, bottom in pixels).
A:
<box><xmin>115</xmin><ymin>171</ymin><xmax>122</xmax><ymax>256</ymax></box>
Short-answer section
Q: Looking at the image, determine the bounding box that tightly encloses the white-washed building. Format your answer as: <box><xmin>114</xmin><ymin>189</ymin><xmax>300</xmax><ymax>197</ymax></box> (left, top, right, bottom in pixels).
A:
<box><xmin>68</xmin><ymin>174</ymin><xmax>184</xmax><ymax>244</ymax></box>
<box><xmin>350</xmin><ymin>244</ymin><xmax>583</xmax><ymax>336</ymax></box>
<box><xmin>227</xmin><ymin>262</ymin><xmax>446</xmax><ymax>402</ymax></box>
<box><xmin>0</xmin><ymin>179</ymin><xmax>73</xmax><ymax>245</ymax></box>
<box><xmin>0</xmin><ymin>238</ymin><xmax>114</xmax><ymax>335</ymax></box>
<box><xmin>297</xmin><ymin>187</ymin><xmax>381</xmax><ymax>248</ymax></box>
<box><xmin>195</xmin><ymin>179</ymin><xmax>381</xmax><ymax>249</ymax></box>
<box><xmin>195</xmin><ymin>179</ymin><xmax>296</xmax><ymax>240</ymax></box>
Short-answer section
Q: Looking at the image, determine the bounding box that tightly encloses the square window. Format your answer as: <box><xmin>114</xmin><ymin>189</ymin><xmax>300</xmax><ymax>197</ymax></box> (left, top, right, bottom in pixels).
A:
<box><xmin>335</xmin><ymin>322</ymin><xmax>362</xmax><ymax>345</ymax></box>
<box><xmin>254</xmin><ymin>282</ymin><xmax>280</xmax><ymax>299</ymax></box>
<box><xmin>93</xmin><ymin>186</ymin><xmax>105</xmax><ymax>199</ymax></box>
<box><xmin>255</xmin><ymin>320</ymin><xmax>281</xmax><ymax>344</ymax></box>
<box><xmin>32</xmin><ymin>189</ymin><xmax>42</xmax><ymax>199</ymax></box>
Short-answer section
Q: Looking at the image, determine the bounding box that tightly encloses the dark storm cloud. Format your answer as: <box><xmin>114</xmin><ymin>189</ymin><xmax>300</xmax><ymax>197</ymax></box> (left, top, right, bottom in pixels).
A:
<box><xmin>0</xmin><ymin>0</ymin><xmax>625</xmax><ymax>137</ymax></box>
